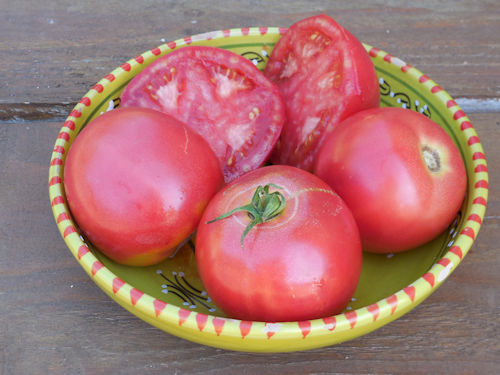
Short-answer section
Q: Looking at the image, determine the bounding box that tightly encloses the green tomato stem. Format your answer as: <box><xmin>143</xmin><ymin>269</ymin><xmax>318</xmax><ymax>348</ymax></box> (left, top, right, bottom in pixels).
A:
<box><xmin>207</xmin><ymin>184</ymin><xmax>286</xmax><ymax>248</ymax></box>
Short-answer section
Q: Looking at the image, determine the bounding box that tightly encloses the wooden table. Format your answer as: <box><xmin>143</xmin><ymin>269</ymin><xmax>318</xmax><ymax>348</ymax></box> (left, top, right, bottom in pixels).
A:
<box><xmin>1</xmin><ymin>1</ymin><xmax>498</xmax><ymax>374</ymax></box>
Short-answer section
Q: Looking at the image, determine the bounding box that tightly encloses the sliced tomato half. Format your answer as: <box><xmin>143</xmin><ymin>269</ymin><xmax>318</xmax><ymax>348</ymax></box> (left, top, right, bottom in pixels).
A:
<box><xmin>265</xmin><ymin>14</ymin><xmax>380</xmax><ymax>170</ymax></box>
<box><xmin>121</xmin><ymin>46</ymin><xmax>285</xmax><ymax>182</ymax></box>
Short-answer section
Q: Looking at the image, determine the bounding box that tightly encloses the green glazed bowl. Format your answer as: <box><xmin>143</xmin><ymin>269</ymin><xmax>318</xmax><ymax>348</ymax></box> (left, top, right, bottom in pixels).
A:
<box><xmin>49</xmin><ymin>27</ymin><xmax>489</xmax><ymax>352</ymax></box>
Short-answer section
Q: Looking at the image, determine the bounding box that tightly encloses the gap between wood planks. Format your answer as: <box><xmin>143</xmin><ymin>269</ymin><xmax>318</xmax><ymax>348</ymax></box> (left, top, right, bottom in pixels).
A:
<box><xmin>0</xmin><ymin>98</ymin><xmax>499</xmax><ymax>123</ymax></box>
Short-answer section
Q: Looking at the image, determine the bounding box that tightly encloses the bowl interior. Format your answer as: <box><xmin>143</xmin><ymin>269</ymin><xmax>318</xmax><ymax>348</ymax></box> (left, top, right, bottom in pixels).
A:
<box><xmin>84</xmin><ymin>31</ymin><xmax>463</xmax><ymax>316</ymax></box>
<box><xmin>50</xmin><ymin>27</ymin><xmax>487</xmax><ymax>351</ymax></box>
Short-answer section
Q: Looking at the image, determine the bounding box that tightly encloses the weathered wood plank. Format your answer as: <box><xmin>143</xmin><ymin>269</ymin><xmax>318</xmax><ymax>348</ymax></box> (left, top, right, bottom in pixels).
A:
<box><xmin>1</xmin><ymin>0</ymin><xmax>499</xmax><ymax>120</ymax></box>
<box><xmin>0</xmin><ymin>112</ymin><xmax>498</xmax><ymax>374</ymax></box>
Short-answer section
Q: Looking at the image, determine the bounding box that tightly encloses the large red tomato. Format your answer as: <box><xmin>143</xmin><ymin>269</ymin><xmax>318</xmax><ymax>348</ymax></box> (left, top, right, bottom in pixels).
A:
<box><xmin>195</xmin><ymin>165</ymin><xmax>362</xmax><ymax>322</ymax></box>
<box><xmin>64</xmin><ymin>107</ymin><xmax>223</xmax><ymax>266</ymax></box>
<box><xmin>314</xmin><ymin>107</ymin><xmax>467</xmax><ymax>253</ymax></box>
<box><xmin>264</xmin><ymin>14</ymin><xmax>380</xmax><ymax>171</ymax></box>
<box><xmin>121</xmin><ymin>46</ymin><xmax>285</xmax><ymax>183</ymax></box>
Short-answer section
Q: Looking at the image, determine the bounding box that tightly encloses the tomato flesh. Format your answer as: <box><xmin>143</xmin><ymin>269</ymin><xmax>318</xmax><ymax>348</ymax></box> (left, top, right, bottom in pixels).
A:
<box><xmin>121</xmin><ymin>46</ymin><xmax>285</xmax><ymax>182</ymax></box>
<box><xmin>195</xmin><ymin>165</ymin><xmax>362</xmax><ymax>322</ymax></box>
<box><xmin>64</xmin><ymin>108</ymin><xmax>223</xmax><ymax>266</ymax></box>
<box><xmin>314</xmin><ymin>107</ymin><xmax>467</xmax><ymax>253</ymax></box>
<box><xmin>265</xmin><ymin>14</ymin><xmax>380</xmax><ymax>170</ymax></box>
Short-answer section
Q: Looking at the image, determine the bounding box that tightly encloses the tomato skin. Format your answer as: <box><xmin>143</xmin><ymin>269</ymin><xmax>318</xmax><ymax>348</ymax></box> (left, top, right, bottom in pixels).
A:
<box><xmin>195</xmin><ymin>165</ymin><xmax>362</xmax><ymax>322</ymax></box>
<box><xmin>64</xmin><ymin>107</ymin><xmax>223</xmax><ymax>266</ymax></box>
<box><xmin>314</xmin><ymin>107</ymin><xmax>467</xmax><ymax>253</ymax></box>
<box><xmin>121</xmin><ymin>46</ymin><xmax>285</xmax><ymax>183</ymax></box>
<box><xmin>265</xmin><ymin>14</ymin><xmax>380</xmax><ymax>171</ymax></box>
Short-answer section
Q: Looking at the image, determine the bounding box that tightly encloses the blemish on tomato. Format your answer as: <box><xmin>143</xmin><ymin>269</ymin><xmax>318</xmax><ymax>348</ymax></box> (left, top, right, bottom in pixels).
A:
<box><xmin>421</xmin><ymin>145</ymin><xmax>441</xmax><ymax>173</ymax></box>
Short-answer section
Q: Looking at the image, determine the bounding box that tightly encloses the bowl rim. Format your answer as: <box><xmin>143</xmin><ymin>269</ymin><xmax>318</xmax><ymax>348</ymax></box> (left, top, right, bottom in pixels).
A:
<box><xmin>48</xmin><ymin>26</ymin><xmax>489</xmax><ymax>352</ymax></box>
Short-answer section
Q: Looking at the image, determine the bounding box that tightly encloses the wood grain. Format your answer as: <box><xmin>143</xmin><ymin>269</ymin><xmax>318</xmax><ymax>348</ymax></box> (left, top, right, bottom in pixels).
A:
<box><xmin>1</xmin><ymin>1</ymin><xmax>499</xmax><ymax>121</ymax></box>
<box><xmin>0</xmin><ymin>114</ymin><xmax>498</xmax><ymax>374</ymax></box>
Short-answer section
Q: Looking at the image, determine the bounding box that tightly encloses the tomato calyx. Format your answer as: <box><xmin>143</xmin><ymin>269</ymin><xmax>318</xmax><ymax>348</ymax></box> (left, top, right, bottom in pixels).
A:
<box><xmin>207</xmin><ymin>184</ymin><xmax>286</xmax><ymax>247</ymax></box>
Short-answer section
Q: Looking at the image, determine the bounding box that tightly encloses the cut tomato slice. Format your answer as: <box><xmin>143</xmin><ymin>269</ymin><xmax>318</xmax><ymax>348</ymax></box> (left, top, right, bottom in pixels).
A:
<box><xmin>265</xmin><ymin>14</ymin><xmax>380</xmax><ymax>170</ymax></box>
<box><xmin>121</xmin><ymin>46</ymin><xmax>285</xmax><ymax>182</ymax></box>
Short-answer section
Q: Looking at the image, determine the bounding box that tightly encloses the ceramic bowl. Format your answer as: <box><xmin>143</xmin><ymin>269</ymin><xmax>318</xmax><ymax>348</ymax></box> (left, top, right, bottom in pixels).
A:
<box><xmin>49</xmin><ymin>27</ymin><xmax>489</xmax><ymax>352</ymax></box>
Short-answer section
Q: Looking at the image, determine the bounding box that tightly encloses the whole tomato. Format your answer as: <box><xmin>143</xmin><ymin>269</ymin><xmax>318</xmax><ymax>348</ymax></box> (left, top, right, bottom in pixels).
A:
<box><xmin>195</xmin><ymin>165</ymin><xmax>362</xmax><ymax>322</ymax></box>
<box><xmin>314</xmin><ymin>107</ymin><xmax>467</xmax><ymax>253</ymax></box>
<box><xmin>264</xmin><ymin>14</ymin><xmax>380</xmax><ymax>171</ymax></box>
<box><xmin>64</xmin><ymin>107</ymin><xmax>223</xmax><ymax>266</ymax></box>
